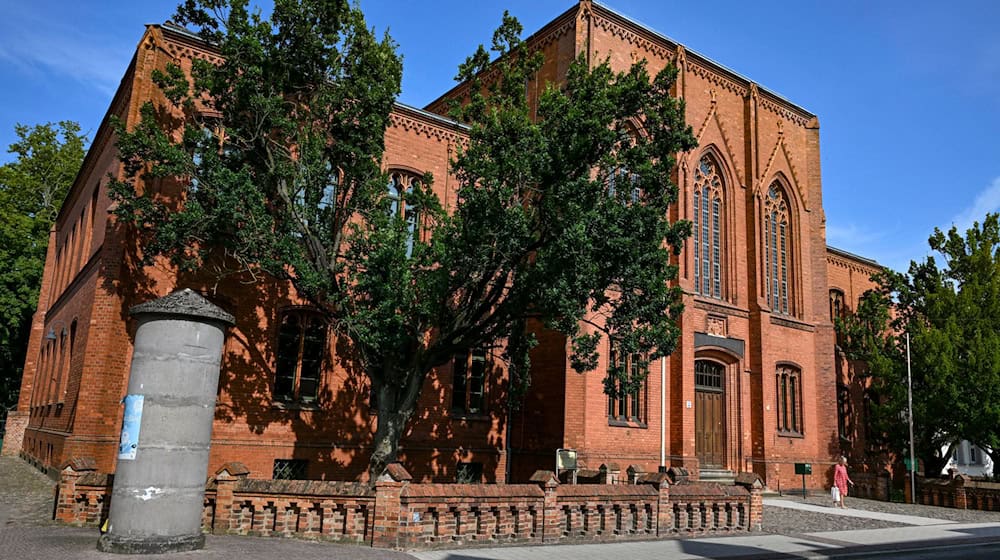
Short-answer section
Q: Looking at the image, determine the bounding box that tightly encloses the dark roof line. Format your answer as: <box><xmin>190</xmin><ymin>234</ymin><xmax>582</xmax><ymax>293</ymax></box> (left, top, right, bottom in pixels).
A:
<box><xmin>827</xmin><ymin>245</ymin><xmax>880</xmax><ymax>267</ymax></box>
<box><xmin>394</xmin><ymin>102</ymin><xmax>468</xmax><ymax>130</ymax></box>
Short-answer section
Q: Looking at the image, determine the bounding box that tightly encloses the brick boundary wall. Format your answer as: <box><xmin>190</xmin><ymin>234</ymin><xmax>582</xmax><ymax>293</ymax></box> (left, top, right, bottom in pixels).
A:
<box><xmin>53</xmin><ymin>459</ymin><xmax>764</xmax><ymax>550</ymax></box>
<box><xmin>902</xmin><ymin>474</ymin><xmax>1000</xmax><ymax>511</ymax></box>
<box><xmin>1</xmin><ymin>411</ymin><xmax>29</xmax><ymax>457</ymax></box>
<box><xmin>850</xmin><ymin>471</ymin><xmax>891</xmax><ymax>502</ymax></box>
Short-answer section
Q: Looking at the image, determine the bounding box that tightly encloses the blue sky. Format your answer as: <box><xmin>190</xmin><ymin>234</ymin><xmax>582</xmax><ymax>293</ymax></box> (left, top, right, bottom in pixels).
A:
<box><xmin>1</xmin><ymin>1</ymin><xmax>998</xmax><ymax>273</ymax></box>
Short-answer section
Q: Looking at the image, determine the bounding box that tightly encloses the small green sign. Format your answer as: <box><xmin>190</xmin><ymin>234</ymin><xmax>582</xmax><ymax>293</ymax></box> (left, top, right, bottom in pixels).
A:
<box><xmin>904</xmin><ymin>458</ymin><xmax>916</xmax><ymax>472</ymax></box>
<box><xmin>794</xmin><ymin>463</ymin><xmax>812</xmax><ymax>475</ymax></box>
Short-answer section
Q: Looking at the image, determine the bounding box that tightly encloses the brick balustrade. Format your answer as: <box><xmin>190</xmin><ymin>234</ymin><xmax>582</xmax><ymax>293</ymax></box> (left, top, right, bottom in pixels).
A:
<box><xmin>901</xmin><ymin>473</ymin><xmax>1000</xmax><ymax>511</ymax></box>
<box><xmin>53</xmin><ymin>458</ymin><xmax>764</xmax><ymax>550</ymax></box>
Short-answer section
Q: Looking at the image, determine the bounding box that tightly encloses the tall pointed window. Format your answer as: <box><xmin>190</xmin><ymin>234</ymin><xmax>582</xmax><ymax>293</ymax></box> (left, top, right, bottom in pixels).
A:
<box><xmin>763</xmin><ymin>183</ymin><xmax>791</xmax><ymax>315</ymax></box>
<box><xmin>693</xmin><ymin>155</ymin><xmax>724</xmax><ymax>299</ymax></box>
<box><xmin>388</xmin><ymin>172</ymin><xmax>420</xmax><ymax>257</ymax></box>
<box><xmin>775</xmin><ymin>365</ymin><xmax>803</xmax><ymax>434</ymax></box>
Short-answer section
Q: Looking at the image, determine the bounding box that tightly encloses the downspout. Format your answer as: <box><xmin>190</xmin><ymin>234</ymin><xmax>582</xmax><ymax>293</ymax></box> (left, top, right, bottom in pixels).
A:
<box><xmin>660</xmin><ymin>356</ymin><xmax>667</xmax><ymax>470</ymax></box>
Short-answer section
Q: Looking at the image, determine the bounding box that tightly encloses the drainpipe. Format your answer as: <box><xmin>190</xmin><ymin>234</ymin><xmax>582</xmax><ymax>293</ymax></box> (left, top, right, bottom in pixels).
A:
<box><xmin>660</xmin><ymin>356</ymin><xmax>667</xmax><ymax>470</ymax></box>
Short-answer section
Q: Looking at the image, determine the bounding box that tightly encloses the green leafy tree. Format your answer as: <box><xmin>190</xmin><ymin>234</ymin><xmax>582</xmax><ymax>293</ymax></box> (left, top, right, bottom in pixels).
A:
<box><xmin>839</xmin><ymin>214</ymin><xmax>1000</xmax><ymax>476</ymax></box>
<box><xmin>111</xmin><ymin>1</ymin><xmax>695</xmax><ymax>476</ymax></box>
<box><xmin>0</xmin><ymin>121</ymin><xmax>88</xmax><ymax>412</ymax></box>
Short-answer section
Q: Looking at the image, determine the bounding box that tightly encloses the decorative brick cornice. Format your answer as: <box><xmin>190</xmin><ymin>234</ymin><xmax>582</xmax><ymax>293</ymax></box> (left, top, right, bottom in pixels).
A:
<box><xmin>687</xmin><ymin>59</ymin><xmax>746</xmax><ymax>97</ymax></box>
<box><xmin>536</xmin><ymin>15</ymin><xmax>576</xmax><ymax>51</ymax></box>
<box><xmin>591</xmin><ymin>12</ymin><xmax>674</xmax><ymax>61</ymax></box>
<box><xmin>758</xmin><ymin>93</ymin><xmax>810</xmax><ymax>128</ymax></box>
<box><xmin>388</xmin><ymin>111</ymin><xmax>467</xmax><ymax>145</ymax></box>
<box><xmin>827</xmin><ymin>253</ymin><xmax>882</xmax><ymax>276</ymax></box>
<box><xmin>155</xmin><ymin>25</ymin><xmax>224</xmax><ymax>66</ymax></box>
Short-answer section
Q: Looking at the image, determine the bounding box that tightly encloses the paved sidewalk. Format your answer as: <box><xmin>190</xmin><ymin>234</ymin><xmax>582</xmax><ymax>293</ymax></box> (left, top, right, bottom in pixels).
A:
<box><xmin>411</xmin><ymin>523</ymin><xmax>1000</xmax><ymax>560</ymax></box>
<box><xmin>763</xmin><ymin>498</ymin><xmax>956</xmax><ymax>526</ymax></box>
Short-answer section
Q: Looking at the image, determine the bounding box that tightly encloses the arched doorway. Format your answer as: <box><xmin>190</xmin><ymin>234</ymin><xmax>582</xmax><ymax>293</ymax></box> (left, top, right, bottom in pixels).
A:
<box><xmin>695</xmin><ymin>359</ymin><xmax>726</xmax><ymax>468</ymax></box>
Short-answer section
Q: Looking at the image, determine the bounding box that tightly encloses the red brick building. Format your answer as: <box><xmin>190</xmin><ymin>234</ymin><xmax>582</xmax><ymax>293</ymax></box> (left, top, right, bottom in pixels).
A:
<box><xmin>3</xmin><ymin>1</ymin><xmax>875</xmax><ymax>492</ymax></box>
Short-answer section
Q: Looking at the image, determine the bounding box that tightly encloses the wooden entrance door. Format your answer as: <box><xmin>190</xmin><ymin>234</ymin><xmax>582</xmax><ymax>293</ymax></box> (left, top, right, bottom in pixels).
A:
<box><xmin>695</xmin><ymin>360</ymin><xmax>725</xmax><ymax>468</ymax></box>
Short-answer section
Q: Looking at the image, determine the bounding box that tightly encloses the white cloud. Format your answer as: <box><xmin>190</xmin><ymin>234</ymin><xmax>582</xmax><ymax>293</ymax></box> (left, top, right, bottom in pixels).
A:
<box><xmin>826</xmin><ymin>222</ymin><xmax>885</xmax><ymax>249</ymax></box>
<box><xmin>0</xmin><ymin>11</ymin><xmax>131</xmax><ymax>96</ymax></box>
<box><xmin>949</xmin><ymin>176</ymin><xmax>1000</xmax><ymax>234</ymax></box>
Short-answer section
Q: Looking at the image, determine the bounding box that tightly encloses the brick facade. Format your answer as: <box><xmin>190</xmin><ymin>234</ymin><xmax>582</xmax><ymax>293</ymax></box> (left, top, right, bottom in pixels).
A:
<box><xmin>826</xmin><ymin>246</ymin><xmax>884</xmax><ymax>479</ymax></box>
<box><xmin>7</xmin><ymin>1</ymin><xmax>874</xmax><ymax>493</ymax></box>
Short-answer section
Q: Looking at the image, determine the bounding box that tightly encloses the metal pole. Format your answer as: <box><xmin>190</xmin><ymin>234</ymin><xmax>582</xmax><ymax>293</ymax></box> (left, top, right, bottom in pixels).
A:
<box><xmin>907</xmin><ymin>332</ymin><xmax>916</xmax><ymax>503</ymax></box>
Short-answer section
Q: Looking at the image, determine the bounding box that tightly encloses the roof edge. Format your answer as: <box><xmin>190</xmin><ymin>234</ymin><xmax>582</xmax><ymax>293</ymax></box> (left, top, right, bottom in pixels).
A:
<box><xmin>827</xmin><ymin>245</ymin><xmax>881</xmax><ymax>268</ymax></box>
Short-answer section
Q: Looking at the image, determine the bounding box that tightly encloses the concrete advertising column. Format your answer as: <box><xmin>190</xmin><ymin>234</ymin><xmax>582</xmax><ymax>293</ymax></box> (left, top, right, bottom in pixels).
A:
<box><xmin>98</xmin><ymin>289</ymin><xmax>234</xmax><ymax>554</ymax></box>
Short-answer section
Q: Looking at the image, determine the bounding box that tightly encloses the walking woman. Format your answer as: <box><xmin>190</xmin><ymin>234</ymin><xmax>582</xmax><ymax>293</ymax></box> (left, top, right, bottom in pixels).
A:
<box><xmin>833</xmin><ymin>456</ymin><xmax>855</xmax><ymax>508</ymax></box>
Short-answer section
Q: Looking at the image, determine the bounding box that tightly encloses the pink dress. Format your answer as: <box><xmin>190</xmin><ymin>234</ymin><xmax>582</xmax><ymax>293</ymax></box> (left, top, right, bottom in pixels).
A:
<box><xmin>834</xmin><ymin>464</ymin><xmax>850</xmax><ymax>497</ymax></box>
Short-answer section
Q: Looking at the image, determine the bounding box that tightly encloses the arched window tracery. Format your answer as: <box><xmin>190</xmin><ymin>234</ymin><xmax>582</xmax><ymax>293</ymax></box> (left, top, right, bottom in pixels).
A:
<box><xmin>693</xmin><ymin>154</ymin><xmax>724</xmax><ymax>299</ymax></box>
<box><xmin>388</xmin><ymin>171</ymin><xmax>421</xmax><ymax>257</ymax></box>
<box><xmin>763</xmin><ymin>183</ymin><xmax>792</xmax><ymax>315</ymax></box>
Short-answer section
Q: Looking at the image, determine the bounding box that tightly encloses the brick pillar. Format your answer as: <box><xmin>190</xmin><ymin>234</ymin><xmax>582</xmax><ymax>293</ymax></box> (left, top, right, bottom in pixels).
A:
<box><xmin>530</xmin><ymin>470</ymin><xmax>560</xmax><ymax>544</ymax></box>
<box><xmin>637</xmin><ymin>472</ymin><xmax>672</xmax><ymax>536</ymax></box>
<box><xmin>1</xmin><ymin>410</ymin><xmax>29</xmax><ymax>457</ymax></box>
<box><xmin>54</xmin><ymin>457</ymin><xmax>97</xmax><ymax>524</ymax></box>
<box><xmin>952</xmin><ymin>475</ymin><xmax>970</xmax><ymax>510</ymax></box>
<box><xmin>735</xmin><ymin>472</ymin><xmax>763</xmax><ymax>531</ymax></box>
<box><xmin>212</xmin><ymin>462</ymin><xmax>250</xmax><ymax>534</ymax></box>
<box><xmin>372</xmin><ymin>462</ymin><xmax>411</xmax><ymax>549</ymax></box>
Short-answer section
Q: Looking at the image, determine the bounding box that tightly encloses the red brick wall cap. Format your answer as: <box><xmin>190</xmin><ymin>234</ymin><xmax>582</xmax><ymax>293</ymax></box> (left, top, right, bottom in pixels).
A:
<box><xmin>403</xmin><ymin>484</ymin><xmax>544</xmax><ymax>499</ymax></box>
<box><xmin>529</xmin><ymin>470</ymin><xmax>558</xmax><ymax>486</ymax></box>
<box><xmin>215</xmin><ymin>461</ymin><xmax>251</xmax><ymax>478</ymax></box>
<box><xmin>637</xmin><ymin>472</ymin><xmax>671</xmax><ymax>486</ymax></box>
<box><xmin>62</xmin><ymin>456</ymin><xmax>97</xmax><ymax>473</ymax></box>
<box><xmin>734</xmin><ymin>472</ymin><xmax>764</xmax><ymax>489</ymax></box>
<box><xmin>381</xmin><ymin>462</ymin><xmax>413</xmax><ymax>482</ymax></box>
<box><xmin>557</xmin><ymin>484</ymin><xmax>658</xmax><ymax>498</ymax></box>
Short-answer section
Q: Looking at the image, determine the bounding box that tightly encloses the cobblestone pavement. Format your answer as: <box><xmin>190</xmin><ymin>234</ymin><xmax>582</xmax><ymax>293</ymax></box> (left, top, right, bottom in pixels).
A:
<box><xmin>0</xmin><ymin>456</ymin><xmax>58</xmax><ymax>527</ymax></box>
<box><xmin>763</xmin><ymin>494</ymin><xmax>1000</xmax><ymax>534</ymax></box>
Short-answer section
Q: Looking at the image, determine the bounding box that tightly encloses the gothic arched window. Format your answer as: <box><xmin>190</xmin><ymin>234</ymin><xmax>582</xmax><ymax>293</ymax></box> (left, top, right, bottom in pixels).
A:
<box><xmin>388</xmin><ymin>172</ymin><xmax>421</xmax><ymax>257</ymax></box>
<box><xmin>764</xmin><ymin>183</ymin><xmax>791</xmax><ymax>315</ymax></box>
<box><xmin>693</xmin><ymin>155</ymin><xmax>724</xmax><ymax>299</ymax></box>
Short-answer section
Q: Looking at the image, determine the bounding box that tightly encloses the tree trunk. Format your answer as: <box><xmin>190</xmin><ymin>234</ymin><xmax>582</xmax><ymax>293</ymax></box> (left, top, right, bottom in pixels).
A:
<box><xmin>368</xmin><ymin>372</ymin><xmax>421</xmax><ymax>481</ymax></box>
<box><xmin>370</xmin><ymin>409</ymin><xmax>410</xmax><ymax>481</ymax></box>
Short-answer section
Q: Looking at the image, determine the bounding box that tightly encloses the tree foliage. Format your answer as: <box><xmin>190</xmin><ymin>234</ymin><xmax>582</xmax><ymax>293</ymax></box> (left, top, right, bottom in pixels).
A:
<box><xmin>110</xmin><ymin>0</ymin><xmax>695</xmax><ymax>476</ymax></box>
<box><xmin>0</xmin><ymin>121</ymin><xmax>87</xmax><ymax>411</ymax></box>
<box><xmin>839</xmin><ymin>214</ymin><xmax>1000</xmax><ymax>476</ymax></box>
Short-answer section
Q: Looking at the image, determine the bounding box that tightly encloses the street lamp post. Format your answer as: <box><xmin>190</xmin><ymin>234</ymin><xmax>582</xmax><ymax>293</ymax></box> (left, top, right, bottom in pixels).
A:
<box><xmin>907</xmin><ymin>332</ymin><xmax>916</xmax><ymax>503</ymax></box>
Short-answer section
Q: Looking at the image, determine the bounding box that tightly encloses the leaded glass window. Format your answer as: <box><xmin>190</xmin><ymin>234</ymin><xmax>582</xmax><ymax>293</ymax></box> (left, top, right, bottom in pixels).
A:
<box><xmin>388</xmin><ymin>172</ymin><xmax>421</xmax><ymax>257</ymax></box>
<box><xmin>693</xmin><ymin>155</ymin><xmax>724</xmax><ymax>299</ymax></box>
<box><xmin>775</xmin><ymin>365</ymin><xmax>803</xmax><ymax>434</ymax></box>
<box><xmin>274</xmin><ymin>310</ymin><xmax>327</xmax><ymax>403</ymax></box>
<box><xmin>764</xmin><ymin>184</ymin><xmax>791</xmax><ymax>315</ymax></box>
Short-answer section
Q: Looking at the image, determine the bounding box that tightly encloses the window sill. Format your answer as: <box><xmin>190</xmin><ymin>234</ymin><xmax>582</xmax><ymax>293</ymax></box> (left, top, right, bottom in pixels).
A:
<box><xmin>777</xmin><ymin>430</ymin><xmax>804</xmax><ymax>439</ymax></box>
<box><xmin>450</xmin><ymin>412</ymin><xmax>491</xmax><ymax>422</ymax></box>
<box><xmin>271</xmin><ymin>401</ymin><xmax>321</xmax><ymax>411</ymax></box>
<box><xmin>769</xmin><ymin>314</ymin><xmax>815</xmax><ymax>332</ymax></box>
<box><xmin>609</xmin><ymin>417</ymin><xmax>648</xmax><ymax>429</ymax></box>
